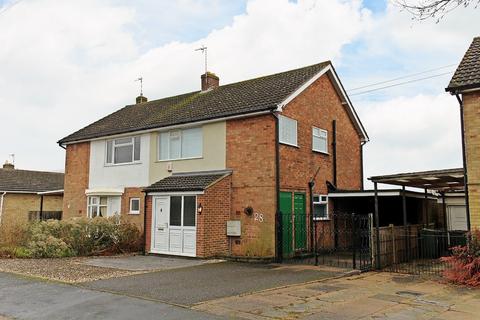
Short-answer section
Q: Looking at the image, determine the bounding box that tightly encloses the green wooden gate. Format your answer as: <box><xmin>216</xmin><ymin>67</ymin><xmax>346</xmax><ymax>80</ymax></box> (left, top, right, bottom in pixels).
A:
<box><xmin>294</xmin><ymin>193</ymin><xmax>307</xmax><ymax>250</ymax></box>
<box><xmin>280</xmin><ymin>191</ymin><xmax>293</xmax><ymax>257</ymax></box>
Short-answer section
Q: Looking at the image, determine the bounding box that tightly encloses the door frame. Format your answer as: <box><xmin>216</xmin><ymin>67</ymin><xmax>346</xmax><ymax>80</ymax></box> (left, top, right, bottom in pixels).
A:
<box><xmin>150</xmin><ymin>192</ymin><xmax>202</xmax><ymax>257</ymax></box>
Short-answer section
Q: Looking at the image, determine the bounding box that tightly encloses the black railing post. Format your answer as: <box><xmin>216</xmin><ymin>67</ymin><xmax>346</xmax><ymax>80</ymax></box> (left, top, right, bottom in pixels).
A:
<box><xmin>276</xmin><ymin>210</ymin><xmax>283</xmax><ymax>263</ymax></box>
<box><xmin>352</xmin><ymin>213</ymin><xmax>356</xmax><ymax>269</ymax></box>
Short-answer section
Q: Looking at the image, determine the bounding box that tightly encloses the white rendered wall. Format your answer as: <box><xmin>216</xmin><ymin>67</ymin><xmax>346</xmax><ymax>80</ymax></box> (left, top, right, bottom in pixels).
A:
<box><xmin>89</xmin><ymin>134</ymin><xmax>150</xmax><ymax>189</ymax></box>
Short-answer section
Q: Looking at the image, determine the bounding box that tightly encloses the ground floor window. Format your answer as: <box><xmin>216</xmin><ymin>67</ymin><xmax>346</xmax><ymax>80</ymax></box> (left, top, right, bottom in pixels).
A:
<box><xmin>313</xmin><ymin>195</ymin><xmax>328</xmax><ymax>220</ymax></box>
<box><xmin>87</xmin><ymin>196</ymin><xmax>121</xmax><ymax>218</ymax></box>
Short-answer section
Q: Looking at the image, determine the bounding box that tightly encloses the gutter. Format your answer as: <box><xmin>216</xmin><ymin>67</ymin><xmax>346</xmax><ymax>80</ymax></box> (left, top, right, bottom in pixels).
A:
<box><xmin>455</xmin><ymin>93</ymin><xmax>471</xmax><ymax>231</ymax></box>
<box><xmin>0</xmin><ymin>192</ymin><xmax>6</xmax><ymax>225</ymax></box>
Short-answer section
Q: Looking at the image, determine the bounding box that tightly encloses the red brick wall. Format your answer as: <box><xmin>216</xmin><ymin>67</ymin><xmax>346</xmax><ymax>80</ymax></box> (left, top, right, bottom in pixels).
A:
<box><xmin>279</xmin><ymin>74</ymin><xmax>362</xmax><ymax>194</ymax></box>
<box><xmin>62</xmin><ymin>142</ymin><xmax>90</xmax><ymax>219</ymax></box>
<box><xmin>196</xmin><ymin>175</ymin><xmax>232</xmax><ymax>257</ymax></box>
<box><xmin>280</xmin><ymin>74</ymin><xmax>363</xmax><ymax>250</ymax></box>
<box><xmin>226</xmin><ymin>115</ymin><xmax>277</xmax><ymax>258</ymax></box>
<box><xmin>144</xmin><ymin>195</ymin><xmax>152</xmax><ymax>252</ymax></box>
<box><xmin>121</xmin><ymin>188</ymin><xmax>145</xmax><ymax>230</ymax></box>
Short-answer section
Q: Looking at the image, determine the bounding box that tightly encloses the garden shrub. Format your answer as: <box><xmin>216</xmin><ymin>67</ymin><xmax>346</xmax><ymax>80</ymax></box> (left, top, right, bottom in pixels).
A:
<box><xmin>0</xmin><ymin>217</ymin><xmax>142</xmax><ymax>258</ymax></box>
<box><xmin>442</xmin><ymin>230</ymin><xmax>480</xmax><ymax>287</ymax></box>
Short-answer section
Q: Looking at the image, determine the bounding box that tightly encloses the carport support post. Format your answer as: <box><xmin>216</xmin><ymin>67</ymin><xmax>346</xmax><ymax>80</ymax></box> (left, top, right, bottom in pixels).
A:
<box><xmin>442</xmin><ymin>192</ymin><xmax>447</xmax><ymax>231</ymax></box>
<box><xmin>424</xmin><ymin>188</ymin><xmax>428</xmax><ymax>227</ymax></box>
<box><xmin>374</xmin><ymin>182</ymin><xmax>381</xmax><ymax>270</ymax></box>
<box><xmin>402</xmin><ymin>186</ymin><xmax>409</xmax><ymax>260</ymax></box>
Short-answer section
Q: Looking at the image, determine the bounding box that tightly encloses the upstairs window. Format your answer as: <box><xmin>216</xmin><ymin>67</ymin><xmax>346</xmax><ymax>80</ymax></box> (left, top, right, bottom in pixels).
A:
<box><xmin>279</xmin><ymin>115</ymin><xmax>297</xmax><ymax>146</ymax></box>
<box><xmin>313</xmin><ymin>195</ymin><xmax>328</xmax><ymax>220</ymax></box>
<box><xmin>106</xmin><ymin>136</ymin><xmax>140</xmax><ymax>164</ymax></box>
<box><xmin>158</xmin><ymin>127</ymin><xmax>203</xmax><ymax>161</ymax></box>
<box><xmin>312</xmin><ymin>127</ymin><xmax>328</xmax><ymax>153</ymax></box>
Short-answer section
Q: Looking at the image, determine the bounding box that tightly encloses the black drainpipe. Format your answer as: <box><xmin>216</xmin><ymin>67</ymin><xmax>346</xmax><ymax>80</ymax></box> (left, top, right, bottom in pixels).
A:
<box><xmin>272</xmin><ymin>112</ymin><xmax>282</xmax><ymax>262</ymax></box>
<box><xmin>360</xmin><ymin>141</ymin><xmax>366</xmax><ymax>190</ymax></box>
<box><xmin>332</xmin><ymin>120</ymin><xmax>337</xmax><ymax>186</ymax></box>
<box><xmin>142</xmin><ymin>191</ymin><xmax>148</xmax><ymax>255</ymax></box>
<box><xmin>455</xmin><ymin>93</ymin><xmax>471</xmax><ymax>231</ymax></box>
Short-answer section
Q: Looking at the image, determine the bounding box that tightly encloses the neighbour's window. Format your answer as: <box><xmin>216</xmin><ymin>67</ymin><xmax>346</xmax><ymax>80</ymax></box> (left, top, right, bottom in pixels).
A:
<box><xmin>129</xmin><ymin>198</ymin><xmax>140</xmax><ymax>214</ymax></box>
<box><xmin>279</xmin><ymin>115</ymin><xmax>297</xmax><ymax>146</ymax></box>
<box><xmin>313</xmin><ymin>195</ymin><xmax>328</xmax><ymax>220</ymax></box>
<box><xmin>87</xmin><ymin>196</ymin><xmax>121</xmax><ymax>218</ymax></box>
<box><xmin>106</xmin><ymin>136</ymin><xmax>141</xmax><ymax>164</ymax></box>
<box><xmin>312</xmin><ymin>127</ymin><xmax>328</xmax><ymax>153</ymax></box>
<box><xmin>87</xmin><ymin>196</ymin><xmax>107</xmax><ymax>218</ymax></box>
<box><xmin>158</xmin><ymin>127</ymin><xmax>203</xmax><ymax>160</ymax></box>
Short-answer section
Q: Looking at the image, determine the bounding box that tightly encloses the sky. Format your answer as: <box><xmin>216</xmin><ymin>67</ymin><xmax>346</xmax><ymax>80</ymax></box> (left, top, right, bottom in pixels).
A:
<box><xmin>0</xmin><ymin>0</ymin><xmax>478</xmax><ymax>188</ymax></box>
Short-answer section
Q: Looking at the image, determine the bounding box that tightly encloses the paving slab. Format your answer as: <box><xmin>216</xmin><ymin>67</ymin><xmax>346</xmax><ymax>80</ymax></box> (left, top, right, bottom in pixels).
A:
<box><xmin>82</xmin><ymin>261</ymin><xmax>343</xmax><ymax>306</ymax></box>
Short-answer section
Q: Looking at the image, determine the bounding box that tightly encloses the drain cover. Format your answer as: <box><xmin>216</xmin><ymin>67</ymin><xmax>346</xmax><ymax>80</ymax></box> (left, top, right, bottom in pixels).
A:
<box><xmin>396</xmin><ymin>290</ymin><xmax>423</xmax><ymax>297</ymax></box>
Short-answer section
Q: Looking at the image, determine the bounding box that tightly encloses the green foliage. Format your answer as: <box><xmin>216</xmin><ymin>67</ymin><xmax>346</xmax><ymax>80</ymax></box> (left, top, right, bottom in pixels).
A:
<box><xmin>0</xmin><ymin>218</ymin><xmax>142</xmax><ymax>258</ymax></box>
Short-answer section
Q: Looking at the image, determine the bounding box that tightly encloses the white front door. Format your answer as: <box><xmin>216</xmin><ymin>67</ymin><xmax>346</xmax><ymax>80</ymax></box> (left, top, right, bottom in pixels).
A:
<box><xmin>152</xmin><ymin>196</ymin><xmax>170</xmax><ymax>252</ymax></box>
<box><xmin>448</xmin><ymin>205</ymin><xmax>468</xmax><ymax>231</ymax></box>
<box><xmin>151</xmin><ymin>195</ymin><xmax>197</xmax><ymax>256</ymax></box>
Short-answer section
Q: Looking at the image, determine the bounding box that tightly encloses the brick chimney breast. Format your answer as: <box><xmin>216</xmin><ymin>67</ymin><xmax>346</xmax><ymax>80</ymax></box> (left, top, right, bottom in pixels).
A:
<box><xmin>136</xmin><ymin>95</ymin><xmax>148</xmax><ymax>104</ymax></box>
<box><xmin>201</xmin><ymin>72</ymin><xmax>219</xmax><ymax>91</ymax></box>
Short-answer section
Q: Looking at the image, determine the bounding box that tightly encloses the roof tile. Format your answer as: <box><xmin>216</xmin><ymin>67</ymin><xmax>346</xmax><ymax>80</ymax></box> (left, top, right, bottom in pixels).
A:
<box><xmin>59</xmin><ymin>62</ymin><xmax>330</xmax><ymax>144</ymax></box>
<box><xmin>447</xmin><ymin>37</ymin><xmax>480</xmax><ymax>92</ymax></box>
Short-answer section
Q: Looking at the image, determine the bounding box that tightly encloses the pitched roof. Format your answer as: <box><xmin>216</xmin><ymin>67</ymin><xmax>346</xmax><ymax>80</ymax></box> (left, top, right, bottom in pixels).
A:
<box><xmin>144</xmin><ymin>171</ymin><xmax>231</xmax><ymax>192</ymax></box>
<box><xmin>0</xmin><ymin>168</ymin><xmax>64</xmax><ymax>193</ymax></box>
<box><xmin>59</xmin><ymin>61</ymin><xmax>342</xmax><ymax>144</ymax></box>
<box><xmin>446</xmin><ymin>37</ymin><xmax>480</xmax><ymax>92</ymax></box>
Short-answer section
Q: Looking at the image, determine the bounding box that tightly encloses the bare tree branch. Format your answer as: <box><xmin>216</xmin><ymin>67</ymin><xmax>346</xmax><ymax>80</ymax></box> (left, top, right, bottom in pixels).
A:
<box><xmin>393</xmin><ymin>0</ymin><xmax>479</xmax><ymax>22</ymax></box>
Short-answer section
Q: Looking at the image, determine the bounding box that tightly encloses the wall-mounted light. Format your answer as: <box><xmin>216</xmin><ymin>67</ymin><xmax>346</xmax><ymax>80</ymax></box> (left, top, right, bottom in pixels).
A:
<box><xmin>244</xmin><ymin>206</ymin><xmax>253</xmax><ymax>216</ymax></box>
<box><xmin>197</xmin><ymin>203</ymin><xmax>203</xmax><ymax>214</ymax></box>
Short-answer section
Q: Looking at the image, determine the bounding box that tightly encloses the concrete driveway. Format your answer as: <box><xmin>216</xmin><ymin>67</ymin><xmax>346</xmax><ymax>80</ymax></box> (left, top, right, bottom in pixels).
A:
<box><xmin>82</xmin><ymin>261</ymin><xmax>344</xmax><ymax>306</ymax></box>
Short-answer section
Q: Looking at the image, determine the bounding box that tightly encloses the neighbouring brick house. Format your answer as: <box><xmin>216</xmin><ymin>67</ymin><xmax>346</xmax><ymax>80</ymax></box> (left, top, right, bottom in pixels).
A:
<box><xmin>0</xmin><ymin>162</ymin><xmax>64</xmax><ymax>233</ymax></box>
<box><xmin>58</xmin><ymin>61</ymin><xmax>368</xmax><ymax>259</ymax></box>
<box><xmin>446</xmin><ymin>36</ymin><xmax>480</xmax><ymax>230</ymax></box>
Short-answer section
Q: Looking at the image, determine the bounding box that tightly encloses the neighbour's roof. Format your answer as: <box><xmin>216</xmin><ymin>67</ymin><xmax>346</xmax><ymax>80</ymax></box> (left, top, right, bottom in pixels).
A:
<box><xmin>0</xmin><ymin>168</ymin><xmax>64</xmax><ymax>193</ymax></box>
<box><xmin>446</xmin><ymin>37</ymin><xmax>480</xmax><ymax>92</ymax></box>
<box><xmin>369</xmin><ymin>168</ymin><xmax>464</xmax><ymax>191</ymax></box>
<box><xmin>59</xmin><ymin>61</ymin><xmax>366</xmax><ymax>144</ymax></box>
<box><xmin>144</xmin><ymin>170</ymin><xmax>231</xmax><ymax>192</ymax></box>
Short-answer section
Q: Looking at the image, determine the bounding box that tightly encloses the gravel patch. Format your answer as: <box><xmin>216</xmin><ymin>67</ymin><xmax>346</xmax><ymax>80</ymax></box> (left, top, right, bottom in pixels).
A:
<box><xmin>0</xmin><ymin>257</ymin><xmax>143</xmax><ymax>283</ymax></box>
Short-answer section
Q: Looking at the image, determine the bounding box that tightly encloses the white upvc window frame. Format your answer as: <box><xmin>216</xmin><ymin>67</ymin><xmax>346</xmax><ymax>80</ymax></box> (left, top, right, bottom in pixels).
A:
<box><xmin>105</xmin><ymin>136</ymin><xmax>141</xmax><ymax>165</ymax></box>
<box><xmin>157</xmin><ymin>127</ymin><xmax>203</xmax><ymax>161</ymax></box>
<box><xmin>279</xmin><ymin>115</ymin><xmax>298</xmax><ymax>147</ymax></box>
<box><xmin>87</xmin><ymin>196</ymin><xmax>107</xmax><ymax>218</ymax></box>
<box><xmin>313</xmin><ymin>194</ymin><xmax>329</xmax><ymax>220</ymax></box>
<box><xmin>129</xmin><ymin>198</ymin><xmax>140</xmax><ymax>215</ymax></box>
<box><xmin>312</xmin><ymin>127</ymin><xmax>328</xmax><ymax>154</ymax></box>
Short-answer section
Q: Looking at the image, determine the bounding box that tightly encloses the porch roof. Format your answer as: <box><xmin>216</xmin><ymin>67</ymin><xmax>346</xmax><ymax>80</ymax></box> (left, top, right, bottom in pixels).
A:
<box><xmin>144</xmin><ymin>170</ymin><xmax>231</xmax><ymax>193</ymax></box>
<box><xmin>369</xmin><ymin>168</ymin><xmax>464</xmax><ymax>192</ymax></box>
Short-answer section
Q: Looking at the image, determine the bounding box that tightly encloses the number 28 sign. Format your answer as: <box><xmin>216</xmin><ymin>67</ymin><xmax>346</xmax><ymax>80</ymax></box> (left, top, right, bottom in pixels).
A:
<box><xmin>254</xmin><ymin>212</ymin><xmax>264</xmax><ymax>222</ymax></box>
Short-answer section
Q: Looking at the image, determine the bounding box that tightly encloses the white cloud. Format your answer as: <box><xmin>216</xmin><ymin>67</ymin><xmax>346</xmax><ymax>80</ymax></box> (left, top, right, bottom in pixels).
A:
<box><xmin>358</xmin><ymin>93</ymin><xmax>462</xmax><ymax>188</ymax></box>
<box><xmin>0</xmin><ymin>0</ymin><xmax>370</xmax><ymax>171</ymax></box>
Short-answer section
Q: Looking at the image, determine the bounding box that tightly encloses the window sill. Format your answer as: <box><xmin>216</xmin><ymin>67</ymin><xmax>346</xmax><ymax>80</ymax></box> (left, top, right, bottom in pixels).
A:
<box><xmin>312</xmin><ymin>150</ymin><xmax>329</xmax><ymax>155</ymax></box>
<box><xmin>280</xmin><ymin>142</ymin><xmax>299</xmax><ymax>148</ymax></box>
<box><xmin>156</xmin><ymin>156</ymin><xmax>203</xmax><ymax>162</ymax></box>
<box><xmin>104</xmin><ymin>161</ymin><xmax>142</xmax><ymax>167</ymax></box>
<box><xmin>128</xmin><ymin>212</ymin><xmax>140</xmax><ymax>215</ymax></box>
<box><xmin>314</xmin><ymin>218</ymin><xmax>330</xmax><ymax>221</ymax></box>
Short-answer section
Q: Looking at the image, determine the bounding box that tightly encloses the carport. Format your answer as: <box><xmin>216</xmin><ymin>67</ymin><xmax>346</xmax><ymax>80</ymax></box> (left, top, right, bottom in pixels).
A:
<box><xmin>368</xmin><ymin>168</ymin><xmax>467</xmax><ymax>271</ymax></box>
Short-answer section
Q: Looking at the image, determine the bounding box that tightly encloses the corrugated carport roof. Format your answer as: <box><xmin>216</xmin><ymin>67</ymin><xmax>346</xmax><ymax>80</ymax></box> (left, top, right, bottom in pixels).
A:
<box><xmin>369</xmin><ymin>168</ymin><xmax>464</xmax><ymax>191</ymax></box>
